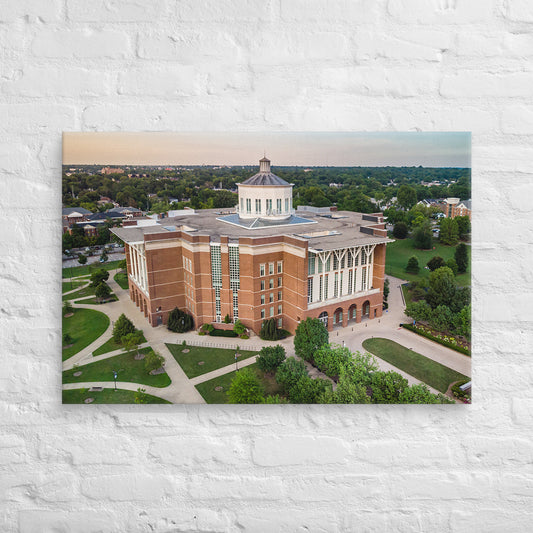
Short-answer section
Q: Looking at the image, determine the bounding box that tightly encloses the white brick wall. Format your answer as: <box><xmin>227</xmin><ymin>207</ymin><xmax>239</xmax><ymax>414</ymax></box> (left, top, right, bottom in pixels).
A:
<box><xmin>1</xmin><ymin>0</ymin><xmax>532</xmax><ymax>531</ymax></box>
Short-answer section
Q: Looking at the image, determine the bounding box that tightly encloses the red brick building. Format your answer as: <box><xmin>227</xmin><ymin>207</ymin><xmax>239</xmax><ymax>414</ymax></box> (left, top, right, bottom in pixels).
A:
<box><xmin>112</xmin><ymin>158</ymin><xmax>392</xmax><ymax>334</ymax></box>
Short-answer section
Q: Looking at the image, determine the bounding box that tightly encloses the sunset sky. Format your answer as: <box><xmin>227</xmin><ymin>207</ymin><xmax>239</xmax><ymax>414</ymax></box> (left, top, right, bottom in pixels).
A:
<box><xmin>63</xmin><ymin>132</ymin><xmax>471</xmax><ymax>168</ymax></box>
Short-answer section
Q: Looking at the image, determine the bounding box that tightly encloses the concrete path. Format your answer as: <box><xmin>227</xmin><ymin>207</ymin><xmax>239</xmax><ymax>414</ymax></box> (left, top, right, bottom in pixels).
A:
<box><xmin>189</xmin><ymin>355</ymin><xmax>259</xmax><ymax>386</ymax></box>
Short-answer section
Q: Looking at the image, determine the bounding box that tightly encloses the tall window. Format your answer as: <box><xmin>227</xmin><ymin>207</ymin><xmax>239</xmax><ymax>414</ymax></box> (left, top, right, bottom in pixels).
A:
<box><xmin>246</xmin><ymin>198</ymin><xmax>251</xmax><ymax>214</ymax></box>
<box><xmin>269</xmin><ymin>293</ymin><xmax>274</xmax><ymax>303</ymax></box>
<box><xmin>348</xmin><ymin>269</ymin><xmax>353</xmax><ymax>294</ymax></box>
<box><xmin>255</xmin><ymin>198</ymin><xmax>261</xmax><ymax>214</ymax></box>
<box><xmin>269</xmin><ymin>278</ymin><xmax>274</xmax><ymax>289</ymax></box>
<box><xmin>362</xmin><ymin>267</ymin><xmax>367</xmax><ymax>290</ymax></box>
<box><xmin>333</xmin><ymin>255</ymin><xmax>338</xmax><ymax>271</ymax></box>
<box><xmin>325</xmin><ymin>257</ymin><xmax>331</xmax><ymax>272</ymax></box>
<box><xmin>347</xmin><ymin>253</ymin><xmax>353</xmax><ymax>268</ymax></box>
<box><xmin>324</xmin><ymin>274</ymin><xmax>329</xmax><ymax>300</ymax></box>
<box><xmin>266</xmin><ymin>199</ymin><xmax>272</xmax><ymax>213</ymax></box>
<box><xmin>240</xmin><ymin>198</ymin><xmax>244</xmax><ymax>212</ymax></box>
<box><xmin>334</xmin><ymin>272</ymin><xmax>338</xmax><ymax>298</ymax></box>
<box><xmin>278</xmin><ymin>304</ymin><xmax>282</xmax><ymax>315</ymax></box>
<box><xmin>277</xmin><ymin>261</ymin><xmax>283</xmax><ymax>273</ymax></box>
<box><xmin>307</xmin><ymin>278</ymin><xmax>313</xmax><ymax>303</ymax></box>
<box><xmin>260</xmin><ymin>264</ymin><xmax>265</xmax><ymax>276</ymax></box>
<box><xmin>277</xmin><ymin>317</ymin><xmax>282</xmax><ymax>328</ymax></box>
<box><xmin>261</xmin><ymin>309</ymin><xmax>265</xmax><ymax>319</ymax></box>
<box><xmin>277</xmin><ymin>198</ymin><xmax>282</xmax><ymax>212</ymax></box>
<box><xmin>319</xmin><ymin>276</ymin><xmax>323</xmax><ymax>301</ymax></box>
<box><xmin>269</xmin><ymin>263</ymin><xmax>274</xmax><ymax>275</ymax></box>
<box><xmin>278</xmin><ymin>290</ymin><xmax>282</xmax><ymax>301</ymax></box>
<box><xmin>308</xmin><ymin>252</ymin><xmax>315</xmax><ymax>276</ymax></box>
<box><xmin>261</xmin><ymin>280</ymin><xmax>265</xmax><ymax>291</ymax></box>
<box><xmin>261</xmin><ymin>294</ymin><xmax>265</xmax><ymax>305</ymax></box>
<box><xmin>270</xmin><ymin>306</ymin><xmax>274</xmax><ymax>317</ymax></box>
<box><xmin>361</xmin><ymin>250</ymin><xmax>367</xmax><ymax>265</ymax></box>
<box><xmin>211</xmin><ymin>244</ymin><xmax>222</xmax><ymax>323</ymax></box>
<box><xmin>278</xmin><ymin>277</ymin><xmax>282</xmax><ymax>287</ymax></box>
<box><xmin>285</xmin><ymin>198</ymin><xmax>289</xmax><ymax>213</ymax></box>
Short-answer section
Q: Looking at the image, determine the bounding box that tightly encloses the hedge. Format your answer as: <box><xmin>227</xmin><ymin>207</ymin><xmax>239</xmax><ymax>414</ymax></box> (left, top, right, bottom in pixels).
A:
<box><xmin>209</xmin><ymin>329</ymin><xmax>239</xmax><ymax>338</ymax></box>
<box><xmin>401</xmin><ymin>323</ymin><xmax>471</xmax><ymax>356</ymax></box>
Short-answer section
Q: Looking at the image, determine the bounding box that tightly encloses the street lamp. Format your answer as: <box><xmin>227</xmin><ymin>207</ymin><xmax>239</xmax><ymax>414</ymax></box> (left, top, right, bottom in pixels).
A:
<box><xmin>113</xmin><ymin>370</ymin><xmax>118</xmax><ymax>391</ymax></box>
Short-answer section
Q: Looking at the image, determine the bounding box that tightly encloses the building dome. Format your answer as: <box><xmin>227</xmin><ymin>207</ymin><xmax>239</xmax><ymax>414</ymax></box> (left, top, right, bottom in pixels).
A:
<box><xmin>237</xmin><ymin>157</ymin><xmax>294</xmax><ymax>220</ymax></box>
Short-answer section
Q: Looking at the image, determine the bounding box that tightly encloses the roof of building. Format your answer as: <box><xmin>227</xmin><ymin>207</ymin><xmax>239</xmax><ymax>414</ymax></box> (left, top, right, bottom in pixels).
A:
<box><xmin>112</xmin><ymin>208</ymin><xmax>392</xmax><ymax>251</ymax></box>
<box><xmin>240</xmin><ymin>172</ymin><xmax>291</xmax><ymax>187</ymax></box>
<box><xmin>62</xmin><ymin>207</ymin><xmax>92</xmax><ymax>216</ymax></box>
<box><xmin>458</xmin><ymin>199</ymin><xmax>472</xmax><ymax>210</ymax></box>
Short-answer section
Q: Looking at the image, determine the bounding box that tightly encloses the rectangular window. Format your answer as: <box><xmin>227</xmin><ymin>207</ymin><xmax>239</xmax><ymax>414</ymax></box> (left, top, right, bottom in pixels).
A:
<box><xmin>285</xmin><ymin>198</ymin><xmax>289</xmax><ymax>213</ymax></box>
<box><xmin>266</xmin><ymin>199</ymin><xmax>272</xmax><ymax>213</ymax></box>
<box><xmin>333</xmin><ymin>255</ymin><xmax>338</xmax><ymax>271</ymax></box>
<box><xmin>348</xmin><ymin>270</ymin><xmax>353</xmax><ymax>294</ymax></box>
<box><xmin>246</xmin><ymin>198</ymin><xmax>251</xmax><ymax>214</ymax></box>
<box><xmin>278</xmin><ymin>317</ymin><xmax>283</xmax><ymax>328</ymax></box>
<box><xmin>278</xmin><ymin>276</ymin><xmax>282</xmax><ymax>287</ymax></box>
<box><xmin>260</xmin><ymin>264</ymin><xmax>265</xmax><ymax>277</ymax></box>
<box><xmin>278</xmin><ymin>305</ymin><xmax>282</xmax><ymax>315</ymax></box>
<box><xmin>261</xmin><ymin>294</ymin><xmax>265</xmax><ymax>305</ymax></box>
<box><xmin>340</xmin><ymin>272</ymin><xmax>344</xmax><ymax>296</ymax></box>
<box><xmin>318</xmin><ymin>258</ymin><xmax>323</xmax><ymax>274</ymax></box>
<box><xmin>261</xmin><ymin>280</ymin><xmax>265</xmax><ymax>291</ymax></box>
<box><xmin>255</xmin><ymin>198</ymin><xmax>261</xmax><ymax>214</ymax></box>
<box><xmin>269</xmin><ymin>293</ymin><xmax>274</xmax><ymax>303</ymax></box>
<box><xmin>354</xmin><ymin>252</ymin><xmax>359</xmax><ymax>267</ymax></box>
<box><xmin>307</xmin><ymin>278</ymin><xmax>313</xmax><ymax>303</ymax></box>
<box><xmin>361</xmin><ymin>250</ymin><xmax>367</xmax><ymax>265</ymax></box>
<box><xmin>277</xmin><ymin>261</ymin><xmax>282</xmax><ymax>273</ymax></box>
<box><xmin>269</xmin><ymin>263</ymin><xmax>274</xmax><ymax>275</ymax></box>
<box><xmin>362</xmin><ymin>267</ymin><xmax>367</xmax><ymax>290</ymax></box>
<box><xmin>277</xmin><ymin>198</ymin><xmax>282</xmax><ymax>212</ymax></box>
<box><xmin>319</xmin><ymin>276</ymin><xmax>323</xmax><ymax>301</ymax></box>
<box><xmin>324</xmin><ymin>274</ymin><xmax>329</xmax><ymax>300</ymax></box>
<box><xmin>240</xmin><ymin>198</ymin><xmax>244</xmax><ymax>212</ymax></box>
<box><xmin>308</xmin><ymin>252</ymin><xmax>315</xmax><ymax>276</ymax></box>
<box><xmin>261</xmin><ymin>309</ymin><xmax>265</xmax><ymax>319</ymax></box>
<box><xmin>269</xmin><ymin>278</ymin><xmax>274</xmax><ymax>289</ymax></box>
<box><xmin>334</xmin><ymin>272</ymin><xmax>338</xmax><ymax>298</ymax></box>
<box><xmin>270</xmin><ymin>306</ymin><xmax>274</xmax><ymax>317</ymax></box>
<box><xmin>325</xmin><ymin>257</ymin><xmax>331</xmax><ymax>272</ymax></box>
<box><xmin>278</xmin><ymin>291</ymin><xmax>282</xmax><ymax>301</ymax></box>
<box><xmin>347</xmin><ymin>253</ymin><xmax>353</xmax><ymax>268</ymax></box>
<box><xmin>229</xmin><ymin>245</ymin><xmax>240</xmax><ymax>290</ymax></box>
<box><xmin>341</xmin><ymin>255</ymin><xmax>345</xmax><ymax>269</ymax></box>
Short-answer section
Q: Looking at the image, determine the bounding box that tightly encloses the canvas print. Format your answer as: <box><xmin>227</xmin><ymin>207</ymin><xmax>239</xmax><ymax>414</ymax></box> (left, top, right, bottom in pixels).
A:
<box><xmin>62</xmin><ymin>132</ymin><xmax>471</xmax><ymax>405</ymax></box>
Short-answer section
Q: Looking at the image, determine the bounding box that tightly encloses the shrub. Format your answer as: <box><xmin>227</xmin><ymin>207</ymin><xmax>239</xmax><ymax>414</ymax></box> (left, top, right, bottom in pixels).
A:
<box><xmin>288</xmin><ymin>375</ymin><xmax>331</xmax><ymax>404</ymax></box>
<box><xmin>401</xmin><ymin>323</ymin><xmax>470</xmax><ymax>355</ymax></box>
<box><xmin>144</xmin><ymin>350</ymin><xmax>165</xmax><ymax>373</ymax></box>
<box><xmin>224</xmin><ymin>314</ymin><xmax>231</xmax><ymax>324</ymax></box>
<box><xmin>399</xmin><ymin>383</ymin><xmax>454</xmax><ymax>404</ymax></box>
<box><xmin>62</xmin><ymin>333</ymin><xmax>72</xmax><ymax>345</ymax></box>
<box><xmin>369</xmin><ymin>371</ymin><xmax>409</xmax><ymax>404</ymax></box>
<box><xmin>233</xmin><ymin>319</ymin><xmax>246</xmax><ymax>336</ymax></box>
<box><xmin>227</xmin><ymin>368</ymin><xmax>265</xmax><ymax>404</ymax></box>
<box><xmin>167</xmin><ymin>307</ymin><xmax>194</xmax><ymax>333</ymax></box>
<box><xmin>313</xmin><ymin>344</ymin><xmax>353</xmax><ymax>380</ymax></box>
<box><xmin>63</xmin><ymin>300</ymin><xmax>73</xmax><ymax>316</ymax></box>
<box><xmin>451</xmin><ymin>379</ymin><xmax>471</xmax><ymax>401</ymax></box>
<box><xmin>405</xmin><ymin>255</ymin><xmax>420</xmax><ymax>274</ymax></box>
<box><xmin>275</xmin><ymin>357</ymin><xmax>308</xmax><ymax>393</ymax></box>
<box><xmin>294</xmin><ymin>317</ymin><xmax>329</xmax><ymax>362</ymax></box>
<box><xmin>257</xmin><ymin>345</ymin><xmax>286</xmax><ymax>373</ymax></box>
<box><xmin>90</xmin><ymin>268</ymin><xmax>109</xmax><ymax>287</ymax></box>
<box><xmin>264</xmin><ymin>394</ymin><xmax>289</xmax><ymax>404</ymax></box>
<box><xmin>446</xmin><ymin>258</ymin><xmax>458</xmax><ymax>276</ymax></box>
<box><xmin>94</xmin><ymin>282</ymin><xmax>111</xmax><ymax>301</ymax></box>
<box><xmin>201</xmin><ymin>323</ymin><xmax>214</xmax><ymax>333</ymax></box>
<box><xmin>134</xmin><ymin>387</ymin><xmax>148</xmax><ymax>404</ymax></box>
<box><xmin>113</xmin><ymin>314</ymin><xmax>135</xmax><ymax>342</ymax></box>
<box><xmin>259</xmin><ymin>318</ymin><xmax>287</xmax><ymax>340</ymax></box>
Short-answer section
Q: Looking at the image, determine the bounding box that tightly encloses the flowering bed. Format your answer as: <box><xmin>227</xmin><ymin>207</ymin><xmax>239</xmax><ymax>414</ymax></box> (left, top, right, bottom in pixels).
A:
<box><xmin>402</xmin><ymin>322</ymin><xmax>471</xmax><ymax>356</ymax></box>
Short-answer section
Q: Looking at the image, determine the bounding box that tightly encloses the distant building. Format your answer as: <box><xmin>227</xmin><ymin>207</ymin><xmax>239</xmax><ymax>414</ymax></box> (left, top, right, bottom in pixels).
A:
<box><xmin>112</xmin><ymin>157</ymin><xmax>392</xmax><ymax>333</ymax></box>
<box><xmin>100</xmin><ymin>166</ymin><xmax>124</xmax><ymax>175</ymax></box>
<box><xmin>444</xmin><ymin>198</ymin><xmax>471</xmax><ymax>219</ymax></box>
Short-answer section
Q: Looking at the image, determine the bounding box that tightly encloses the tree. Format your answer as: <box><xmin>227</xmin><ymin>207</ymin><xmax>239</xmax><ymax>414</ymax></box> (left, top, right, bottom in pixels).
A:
<box><xmin>289</xmin><ymin>376</ymin><xmax>331</xmax><ymax>404</ymax></box>
<box><xmin>392</xmin><ymin>221</ymin><xmax>408</xmax><ymax>239</ymax></box>
<box><xmin>227</xmin><ymin>368</ymin><xmax>265</xmax><ymax>404</ymax></box>
<box><xmin>233</xmin><ymin>319</ymin><xmax>246</xmax><ymax>337</ymax></box>
<box><xmin>412</xmin><ymin>220</ymin><xmax>432</xmax><ymax>249</ymax></box>
<box><xmin>90</xmin><ymin>268</ymin><xmax>109</xmax><ymax>287</ymax></box>
<box><xmin>121</xmin><ymin>330</ymin><xmax>144</xmax><ymax>358</ymax></box>
<box><xmin>370</xmin><ymin>371</ymin><xmax>409</xmax><ymax>404</ymax></box>
<box><xmin>427</xmin><ymin>256</ymin><xmax>445</xmax><ymax>271</ymax></box>
<box><xmin>94</xmin><ymin>282</ymin><xmax>111</xmax><ymax>302</ymax></box>
<box><xmin>63</xmin><ymin>300</ymin><xmax>74</xmax><ymax>316</ymax></box>
<box><xmin>62</xmin><ymin>333</ymin><xmax>72</xmax><ymax>346</ymax></box>
<box><xmin>113</xmin><ymin>313</ymin><xmax>136</xmax><ymax>342</ymax></box>
<box><xmin>275</xmin><ymin>357</ymin><xmax>308</xmax><ymax>393</ymax></box>
<box><xmin>144</xmin><ymin>350</ymin><xmax>165</xmax><ymax>373</ymax></box>
<box><xmin>397</xmin><ymin>184</ymin><xmax>417</xmax><ymax>210</ymax></box>
<box><xmin>383</xmin><ymin>278</ymin><xmax>390</xmax><ymax>305</ymax></box>
<box><xmin>455</xmin><ymin>243</ymin><xmax>468</xmax><ymax>274</ymax></box>
<box><xmin>118</xmin><ymin>258</ymin><xmax>127</xmax><ymax>271</ymax></box>
<box><xmin>259</xmin><ymin>318</ymin><xmax>284</xmax><ymax>341</ymax></box>
<box><xmin>405</xmin><ymin>255</ymin><xmax>420</xmax><ymax>274</ymax></box>
<box><xmin>405</xmin><ymin>300</ymin><xmax>433</xmax><ymax>322</ymax></box>
<box><xmin>455</xmin><ymin>304</ymin><xmax>471</xmax><ymax>338</ymax></box>
<box><xmin>257</xmin><ymin>345</ymin><xmax>286</xmax><ymax>373</ymax></box>
<box><xmin>319</xmin><ymin>370</ymin><xmax>370</xmax><ymax>404</ymax></box>
<box><xmin>77</xmin><ymin>253</ymin><xmax>87</xmax><ymax>265</ymax></box>
<box><xmin>426</xmin><ymin>267</ymin><xmax>456</xmax><ymax>309</ymax></box>
<box><xmin>455</xmin><ymin>215</ymin><xmax>471</xmax><ymax>239</ymax></box>
<box><xmin>430</xmin><ymin>305</ymin><xmax>456</xmax><ymax>332</ymax></box>
<box><xmin>439</xmin><ymin>217</ymin><xmax>459</xmax><ymax>246</ymax></box>
<box><xmin>294</xmin><ymin>317</ymin><xmax>329</xmax><ymax>362</ymax></box>
<box><xmin>224</xmin><ymin>314</ymin><xmax>231</xmax><ymax>324</ymax></box>
<box><xmin>134</xmin><ymin>387</ymin><xmax>148</xmax><ymax>404</ymax></box>
<box><xmin>167</xmin><ymin>307</ymin><xmax>194</xmax><ymax>332</ymax></box>
<box><xmin>100</xmin><ymin>250</ymin><xmax>108</xmax><ymax>263</ymax></box>
<box><xmin>446</xmin><ymin>258</ymin><xmax>458</xmax><ymax>276</ymax></box>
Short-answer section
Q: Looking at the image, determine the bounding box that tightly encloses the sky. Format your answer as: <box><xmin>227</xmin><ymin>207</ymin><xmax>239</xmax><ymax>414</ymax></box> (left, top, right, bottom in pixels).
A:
<box><xmin>63</xmin><ymin>132</ymin><xmax>471</xmax><ymax>168</ymax></box>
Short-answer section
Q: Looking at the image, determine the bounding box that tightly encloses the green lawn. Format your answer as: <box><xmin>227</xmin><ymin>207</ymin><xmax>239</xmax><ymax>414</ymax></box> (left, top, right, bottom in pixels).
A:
<box><xmin>62</xmin><ymin>283</ymin><xmax>96</xmax><ymax>301</ymax></box>
<box><xmin>62</xmin><ymin>308</ymin><xmax>110</xmax><ymax>361</ymax></box>
<box><xmin>166</xmin><ymin>343</ymin><xmax>259</xmax><ymax>378</ymax></box>
<box><xmin>195</xmin><ymin>362</ymin><xmax>283</xmax><ymax>404</ymax></box>
<box><xmin>62</xmin><ymin>280</ymin><xmax>86</xmax><ymax>294</ymax></box>
<box><xmin>63</xmin><ymin>347</ymin><xmax>171</xmax><ymax>388</ymax></box>
<box><xmin>114</xmin><ymin>271</ymin><xmax>129</xmax><ymax>290</ymax></box>
<box><xmin>362</xmin><ymin>337</ymin><xmax>468</xmax><ymax>393</ymax></box>
<box><xmin>62</xmin><ymin>260</ymin><xmax>123</xmax><ymax>279</ymax></box>
<box><xmin>62</xmin><ymin>388</ymin><xmax>170</xmax><ymax>404</ymax></box>
<box><xmin>386</xmin><ymin>238</ymin><xmax>470</xmax><ymax>286</ymax></box>
<box><xmin>93</xmin><ymin>332</ymin><xmax>147</xmax><ymax>357</ymax></box>
<box><xmin>74</xmin><ymin>295</ymin><xmax>118</xmax><ymax>305</ymax></box>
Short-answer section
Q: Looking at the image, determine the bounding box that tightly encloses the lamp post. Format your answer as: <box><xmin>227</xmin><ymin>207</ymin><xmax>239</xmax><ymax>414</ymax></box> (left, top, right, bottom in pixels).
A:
<box><xmin>113</xmin><ymin>371</ymin><xmax>118</xmax><ymax>391</ymax></box>
<box><xmin>235</xmin><ymin>352</ymin><xmax>238</xmax><ymax>371</ymax></box>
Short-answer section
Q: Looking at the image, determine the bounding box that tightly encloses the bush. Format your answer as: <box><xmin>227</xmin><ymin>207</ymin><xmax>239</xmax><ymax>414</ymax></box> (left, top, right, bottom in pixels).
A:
<box><xmin>369</xmin><ymin>371</ymin><xmax>409</xmax><ymax>404</ymax></box>
<box><xmin>201</xmin><ymin>323</ymin><xmax>214</xmax><ymax>333</ymax></box>
<box><xmin>90</xmin><ymin>268</ymin><xmax>109</xmax><ymax>287</ymax></box>
<box><xmin>94</xmin><ymin>282</ymin><xmax>111</xmax><ymax>301</ymax></box>
<box><xmin>275</xmin><ymin>357</ymin><xmax>308</xmax><ymax>393</ymax></box>
<box><xmin>392</xmin><ymin>221</ymin><xmax>408</xmax><ymax>239</ymax></box>
<box><xmin>264</xmin><ymin>394</ymin><xmax>289</xmax><ymax>404</ymax></box>
<box><xmin>63</xmin><ymin>300</ymin><xmax>73</xmax><ymax>316</ymax></box>
<box><xmin>62</xmin><ymin>333</ymin><xmax>72</xmax><ymax>346</ymax></box>
<box><xmin>446</xmin><ymin>258</ymin><xmax>458</xmax><ymax>276</ymax></box>
<box><xmin>451</xmin><ymin>379</ymin><xmax>471</xmax><ymax>401</ymax></box>
<box><xmin>427</xmin><ymin>256</ymin><xmax>445</xmax><ymax>271</ymax></box>
<box><xmin>294</xmin><ymin>317</ymin><xmax>329</xmax><ymax>362</ymax></box>
<box><xmin>209</xmin><ymin>329</ymin><xmax>238</xmax><ymax>337</ymax></box>
<box><xmin>313</xmin><ymin>344</ymin><xmax>353</xmax><ymax>380</ymax></box>
<box><xmin>401</xmin><ymin>323</ymin><xmax>470</xmax><ymax>355</ymax></box>
<box><xmin>113</xmin><ymin>313</ymin><xmax>135</xmax><ymax>343</ymax></box>
<box><xmin>144</xmin><ymin>350</ymin><xmax>165</xmax><ymax>373</ymax></box>
<box><xmin>257</xmin><ymin>345</ymin><xmax>286</xmax><ymax>373</ymax></box>
<box><xmin>259</xmin><ymin>318</ymin><xmax>287</xmax><ymax>341</ymax></box>
<box><xmin>405</xmin><ymin>255</ymin><xmax>420</xmax><ymax>274</ymax></box>
<box><xmin>227</xmin><ymin>368</ymin><xmax>265</xmax><ymax>404</ymax></box>
<box><xmin>224</xmin><ymin>314</ymin><xmax>231</xmax><ymax>324</ymax></box>
<box><xmin>167</xmin><ymin>307</ymin><xmax>194</xmax><ymax>333</ymax></box>
<box><xmin>233</xmin><ymin>319</ymin><xmax>246</xmax><ymax>336</ymax></box>
<box><xmin>288</xmin><ymin>375</ymin><xmax>331</xmax><ymax>404</ymax></box>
